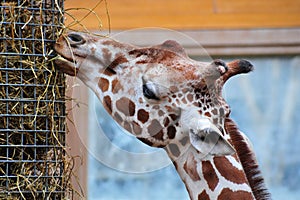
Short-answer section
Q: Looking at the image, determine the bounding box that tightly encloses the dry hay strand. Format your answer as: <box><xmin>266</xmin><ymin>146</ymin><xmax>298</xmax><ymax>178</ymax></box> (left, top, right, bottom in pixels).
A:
<box><xmin>0</xmin><ymin>0</ymin><xmax>77</xmax><ymax>199</ymax></box>
<box><xmin>64</xmin><ymin>0</ymin><xmax>110</xmax><ymax>35</ymax></box>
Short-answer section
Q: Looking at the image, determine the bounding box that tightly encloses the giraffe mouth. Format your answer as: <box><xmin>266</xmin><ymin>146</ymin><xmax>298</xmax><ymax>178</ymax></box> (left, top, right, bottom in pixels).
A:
<box><xmin>57</xmin><ymin>54</ymin><xmax>76</xmax><ymax>64</ymax></box>
<box><xmin>54</xmin><ymin>54</ymin><xmax>79</xmax><ymax>76</ymax></box>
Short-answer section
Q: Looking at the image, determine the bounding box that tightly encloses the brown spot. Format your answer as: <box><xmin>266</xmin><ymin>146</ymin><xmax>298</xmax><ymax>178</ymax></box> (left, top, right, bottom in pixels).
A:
<box><xmin>187</xmin><ymin>93</ymin><xmax>194</xmax><ymax>102</ymax></box>
<box><xmin>202</xmin><ymin>161</ymin><xmax>219</xmax><ymax>191</ymax></box>
<box><xmin>123</xmin><ymin>121</ymin><xmax>132</xmax><ymax>133</ymax></box>
<box><xmin>136</xmin><ymin>60</ymin><xmax>147</xmax><ymax>64</ymax></box>
<box><xmin>167</xmin><ymin>126</ymin><xmax>176</xmax><ymax>139</ymax></box>
<box><xmin>137</xmin><ymin>109</ymin><xmax>149</xmax><ymax>124</ymax></box>
<box><xmin>128</xmin><ymin>48</ymin><xmax>150</xmax><ymax>57</ymax></box>
<box><xmin>168</xmin><ymin>143</ymin><xmax>180</xmax><ymax>157</ymax></box>
<box><xmin>107</xmin><ymin>55</ymin><xmax>128</xmax><ymax>70</ymax></box>
<box><xmin>153</xmin><ymin>105</ymin><xmax>160</xmax><ymax>110</ymax></box>
<box><xmin>114</xmin><ymin>112</ymin><xmax>123</xmax><ymax>124</ymax></box>
<box><xmin>153</xmin><ymin>130</ymin><xmax>164</xmax><ymax>141</ymax></box>
<box><xmin>219</xmin><ymin>107</ymin><xmax>225</xmax><ymax>116</ymax></box>
<box><xmin>148</xmin><ymin>120</ymin><xmax>163</xmax><ymax>138</ymax></box>
<box><xmin>103</xmin><ymin>96</ymin><xmax>112</xmax><ymax>114</ymax></box>
<box><xmin>102</xmin><ymin>48</ymin><xmax>112</xmax><ymax>61</ymax></box>
<box><xmin>116</xmin><ymin>97</ymin><xmax>136</xmax><ymax>116</ymax></box>
<box><xmin>182</xmin><ymin>88</ymin><xmax>189</xmax><ymax>93</ymax></box>
<box><xmin>183</xmin><ymin>153</ymin><xmax>200</xmax><ymax>181</ymax></box>
<box><xmin>179</xmin><ymin>136</ymin><xmax>189</xmax><ymax>146</ymax></box>
<box><xmin>157</xmin><ymin>144</ymin><xmax>165</xmax><ymax>148</ymax></box>
<box><xmin>98</xmin><ymin>78</ymin><xmax>109</xmax><ymax>92</ymax></box>
<box><xmin>111</xmin><ymin>79</ymin><xmax>123</xmax><ymax>94</ymax></box>
<box><xmin>198</xmin><ymin>190</ymin><xmax>209</xmax><ymax>200</ymax></box>
<box><xmin>138</xmin><ymin>137</ymin><xmax>153</xmax><ymax>146</ymax></box>
<box><xmin>170</xmin><ymin>85</ymin><xmax>179</xmax><ymax>93</ymax></box>
<box><xmin>158</xmin><ymin>110</ymin><xmax>164</xmax><ymax>116</ymax></box>
<box><xmin>128</xmin><ymin>88</ymin><xmax>135</xmax><ymax>95</ymax></box>
<box><xmin>218</xmin><ymin>188</ymin><xmax>253</xmax><ymax>200</ymax></box>
<box><xmin>164</xmin><ymin>105</ymin><xmax>173</xmax><ymax>112</ymax></box>
<box><xmin>138</xmin><ymin>97</ymin><xmax>143</xmax><ymax>103</ymax></box>
<box><xmin>169</xmin><ymin>114</ymin><xmax>178</xmax><ymax>121</ymax></box>
<box><xmin>132</xmin><ymin>121</ymin><xmax>142</xmax><ymax>135</ymax></box>
<box><xmin>205</xmin><ymin>112</ymin><xmax>211</xmax><ymax>117</ymax></box>
<box><xmin>214</xmin><ymin>157</ymin><xmax>247</xmax><ymax>184</ymax></box>
<box><xmin>163</xmin><ymin>117</ymin><xmax>170</xmax><ymax>126</ymax></box>
<box><xmin>103</xmin><ymin>67</ymin><xmax>116</xmax><ymax>76</ymax></box>
<box><xmin>213</xmin><ymin>118</ymin><xmax>218</xmax><ymax>124</ymax></box>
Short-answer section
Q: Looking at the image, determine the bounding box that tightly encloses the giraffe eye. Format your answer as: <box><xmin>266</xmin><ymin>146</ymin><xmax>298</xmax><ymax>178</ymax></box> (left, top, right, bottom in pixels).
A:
<box><xmin>143</xmin><ymin>82</ymin><xmax>160</xmax><ymax>100</ymax></box>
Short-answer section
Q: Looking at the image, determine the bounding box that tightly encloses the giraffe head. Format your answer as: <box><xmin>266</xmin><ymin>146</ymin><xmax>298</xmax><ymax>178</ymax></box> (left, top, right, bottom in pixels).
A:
<box><xmin>54</xmin><ymin>32</ymin><xmax>253</xmax><ymax>159</ymax></box>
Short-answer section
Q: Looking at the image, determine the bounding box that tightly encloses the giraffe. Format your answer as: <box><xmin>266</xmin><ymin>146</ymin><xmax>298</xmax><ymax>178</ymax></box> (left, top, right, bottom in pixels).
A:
<box><xmin>54</xmin><ymin>32</ymin><xmax>271</xmax><ymax>200</ymax></box>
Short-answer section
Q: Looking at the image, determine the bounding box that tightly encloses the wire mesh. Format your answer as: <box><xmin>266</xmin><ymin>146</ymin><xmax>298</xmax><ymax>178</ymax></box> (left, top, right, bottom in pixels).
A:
<box><xmin>0</xmin><ymin>0</ymin><xmax>69</xmax><ymax>199</ymax></box>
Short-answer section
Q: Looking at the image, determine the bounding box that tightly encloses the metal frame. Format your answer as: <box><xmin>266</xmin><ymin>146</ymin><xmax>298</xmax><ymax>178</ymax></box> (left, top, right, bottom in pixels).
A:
<box><xmin>0</xmin><ymin>0</ymin><xmax>66</xmax><ymax>199</ymax></box>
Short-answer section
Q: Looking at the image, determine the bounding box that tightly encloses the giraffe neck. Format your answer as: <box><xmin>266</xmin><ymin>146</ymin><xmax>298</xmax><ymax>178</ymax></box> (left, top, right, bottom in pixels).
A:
<box><xmin>170</xmin><ymin>118</ymin><xmax>271</xmax><ymax>200</ymax></box>
<box><xmin>171</xmin><ymin>143</ymin><xmax>255</xmax><ymax>200</ymax></box>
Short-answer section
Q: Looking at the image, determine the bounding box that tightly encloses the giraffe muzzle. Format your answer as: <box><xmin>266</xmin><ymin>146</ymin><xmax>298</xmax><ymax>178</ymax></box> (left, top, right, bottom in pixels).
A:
<box><xmin>222</xmin><ymin>59</ymin><xmax>254</xmax><ymax>83</ymax></box>
<box><xmin>238</xmin><ymin>59</ymin><xmax>254</xmax><ymax>73</ymax></box>
<box><xmin>54</xmin><ymin>32</ymin><xmax>92</xmax><ymax>76</ymax></box>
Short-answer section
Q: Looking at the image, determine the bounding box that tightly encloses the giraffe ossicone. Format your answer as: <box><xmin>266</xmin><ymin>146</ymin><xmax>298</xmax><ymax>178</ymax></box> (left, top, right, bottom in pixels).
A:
<box><xmin>54</xmin><ymin>32</ymin><xmax>271</xmax><ymax>200</ymax></box>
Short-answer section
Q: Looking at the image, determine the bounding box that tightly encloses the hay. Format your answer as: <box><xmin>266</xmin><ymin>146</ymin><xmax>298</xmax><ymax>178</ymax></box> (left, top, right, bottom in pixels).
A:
<box><xmin>0</xmin><ymin>0</ymin><xmax>73</xmax><ymax>199</ymax></box>
<box><xmin>0</xmin><ymin>0</ymin><xmax>108</xmax><ymax>198</ymax></box>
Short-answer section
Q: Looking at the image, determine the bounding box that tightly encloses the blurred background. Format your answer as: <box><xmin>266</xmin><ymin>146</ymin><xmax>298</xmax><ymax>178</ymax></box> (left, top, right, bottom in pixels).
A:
<box><xmin>64</xmin><ymin>0</ymin><xmax>300</xmax><ymax>199</ymax></box>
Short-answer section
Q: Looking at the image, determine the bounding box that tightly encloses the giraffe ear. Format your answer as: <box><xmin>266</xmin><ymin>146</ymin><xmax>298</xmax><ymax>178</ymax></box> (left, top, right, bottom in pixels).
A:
<box><xmin>189</xmin><ymin>118</ymin><xmax>235</xmax><ymax>156</ymax></box>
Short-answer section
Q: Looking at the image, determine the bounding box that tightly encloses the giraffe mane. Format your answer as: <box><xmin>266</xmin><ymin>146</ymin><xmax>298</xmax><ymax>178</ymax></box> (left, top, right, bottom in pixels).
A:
<box><xmin>225</xmin><ymin>118</ymin><xmax>271</xmax><ymax>200</ymax></box>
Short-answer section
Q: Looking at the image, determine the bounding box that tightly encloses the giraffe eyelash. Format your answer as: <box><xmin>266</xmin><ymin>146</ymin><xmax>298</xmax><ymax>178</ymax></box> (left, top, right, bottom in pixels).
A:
<box><xmin>142</xmin><ymin>82</ymin><xmax>160</xmax><ymax>100</ymax></box>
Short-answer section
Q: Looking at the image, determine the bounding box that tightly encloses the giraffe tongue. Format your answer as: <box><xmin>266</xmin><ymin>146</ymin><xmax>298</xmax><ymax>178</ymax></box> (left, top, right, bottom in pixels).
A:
<box><xmin>222</xmin><ymin>59</ymin><xmax>254</xmax><ymax>83</ymax></box>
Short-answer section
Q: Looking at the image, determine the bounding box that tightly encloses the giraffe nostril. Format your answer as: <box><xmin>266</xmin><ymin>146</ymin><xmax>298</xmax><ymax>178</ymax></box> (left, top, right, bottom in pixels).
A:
<box><xmin>67</xmin><ymin>33</ymin><xmax>85</xmax><ymax>46</ymax></box>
